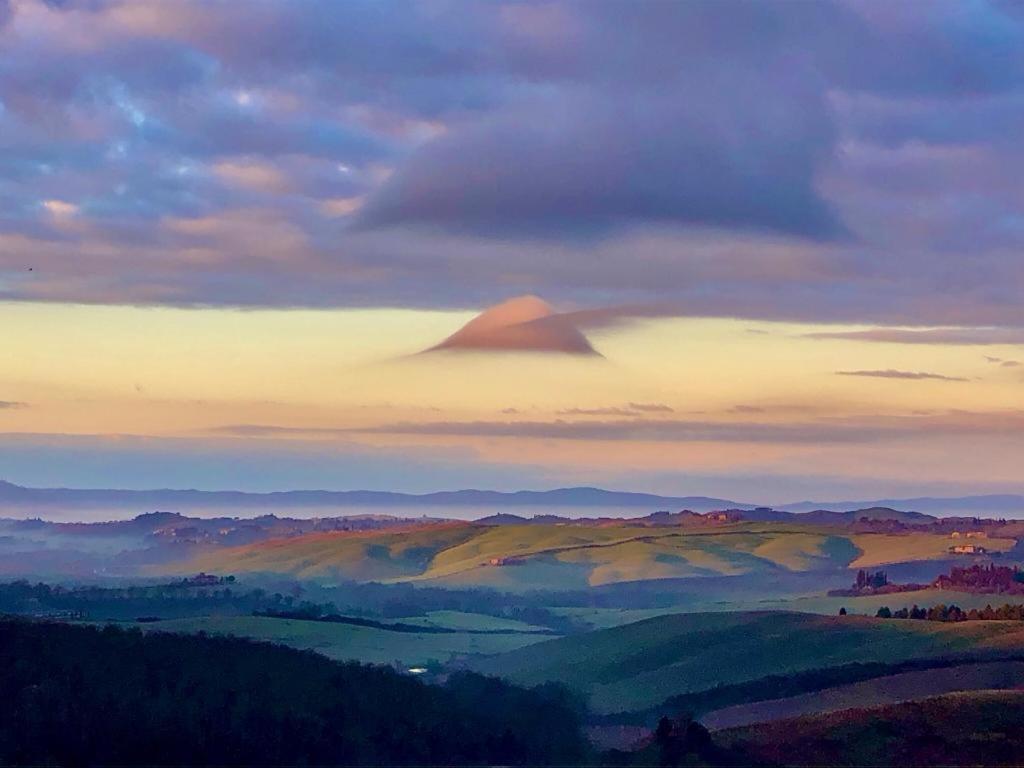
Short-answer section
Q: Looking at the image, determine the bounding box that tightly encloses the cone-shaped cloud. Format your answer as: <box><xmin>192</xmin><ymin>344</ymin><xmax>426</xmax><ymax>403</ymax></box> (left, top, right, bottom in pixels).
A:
<box><xmin>425</xmin><ymin>295</ymin><xmax>600</xmax><ymax>355</ymax></box>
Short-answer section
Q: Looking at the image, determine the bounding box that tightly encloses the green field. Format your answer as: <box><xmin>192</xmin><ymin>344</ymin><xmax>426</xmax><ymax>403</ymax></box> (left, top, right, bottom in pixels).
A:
<box><xmin>179</xmin><ymin>520</ymin><xmax>1013</xmax><ymax>589</ymax></box>
<box><xmin>548</xmin><ymin>606</ymin><xmax>686</xmax><ymax>629</ymax></box>
<box><xmin>144</xmin><ymin>615</ymin><xmax>552</xmax><ymax>667</ymax></box>
<box><xmin>542</xmin><ymin>586</ymin><xmax>1024</xmax><ymax>630</ymax></box>
<box><xmin>184</xmin><ymin>523</ymin><xmax>482</xmax><ymax>582</ymax></box>
<box><xmin>471</xmin><ymin>611</ymin><xmax>1024</xmax><ymax>714</ymax></box>
<box><xmin>400</xmin><ymin>610</ymin><xmax>549</xmax><ymax>632</ymax></box>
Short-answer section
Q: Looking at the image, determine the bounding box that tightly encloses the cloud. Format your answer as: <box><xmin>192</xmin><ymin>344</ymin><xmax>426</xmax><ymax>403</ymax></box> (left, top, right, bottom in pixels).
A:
<box><xmin>836</xmin><ymin>369</ymin><xmax>968</xmax><ymax>382</ymax></box>
<box><xmin>424</xmin><ymin>295</ymin><xmax>599</xmax><ymax>356</ymax></box>
<box><xmin>219</xmin><ymin>419</ymin><xmax>881</xmax><ymax>444</ymax></box>
<box><xmin>214</xmin><ymin>409</ymin><xmax>1024</xmax><ymax>444</ymax></box>
<box><xmin>355</xmin><ymin>79</ymin><xmax>845</xmax><ymax>240</ymax></box>
<box><xmin>808</xmin><ymin>328</ymin><xmax>1024</xmax><ymax>345</ymax></box>
<box><xmin>557</xmin><ymin>407</ymin><xmax>634</xmax><ymax>417</ymax></box>
<box><xmin>2</xmin><ymin>0</ymin><xmax>1024</xmax><ymax>329</ymax></box>
<box><xmin>985</xmin><ymin>356</ymin><xmax>1022</xmax><ymax>367</ymax></box>
<box><xmin>0</xmin><ymin>401</ymin><xmax>26</xmax><ymax>409</ymax></box>
<box><xmin>212</xmin><ymin>159</ymin><xmax>292</xmax><ymax>193</ymax></box>
<box><xmin>556</xmin><ymin>402</ymin><xmax>674</xmax><ymax>416</ymax></box>
<box><xmin>627</xmin><ymin>402</ymin><xmax>674</xmax><ymax>413</ymax></box>
<box><xmin>730</xmin><ymin>405</ymin><xmax>766</xmax><ymax>414</ymax></box>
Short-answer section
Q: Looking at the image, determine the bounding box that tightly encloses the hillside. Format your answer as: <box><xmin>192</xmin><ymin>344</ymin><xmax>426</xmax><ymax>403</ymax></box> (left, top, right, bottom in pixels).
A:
<box><xmin>702</xmin><ymin>659</ymin><xmax>1024</xmax><ymax>730</ymax></box>
<box><xmin>146</xmin><ymin>615</ymin><xmax>550</xmax><ymax>667</ymax></box>
<box><xmin>184</xmin><ymin>522</ymin><xmax>481</xmax><ymax>582</ymax></box>
<box><xmin>721</xmin><ymin>690</ymin><xmax>1024</xmax><ymax>766</ymax></box>
<box><xmin>182</xmin><ymin>521</ymin><xmax>1016</xmax><ymax>588</ymax></box>
<box><xmin>0</xmin><ymin>618</ymin><xmax>588</xmax><ymax>766</ymax></box>
<box><xmin>4</xmin><ymin>494</ymin><xmax>1022</xmax><ymax>581</ymax></box>
<box><xmin>470</xmin><ymin>612</ymin><xmax>1024</xmax><ymax>714</ymax></box>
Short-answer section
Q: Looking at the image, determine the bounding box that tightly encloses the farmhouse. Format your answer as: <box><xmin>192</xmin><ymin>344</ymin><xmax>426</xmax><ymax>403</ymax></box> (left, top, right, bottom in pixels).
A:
<box><xmin>484</xmin><ymin>556</ymin><xmax>524</xmax><ymax>567</ymax></box>
<box><xmin>949</xmin><ymin>544</ymin><xmax>987</xmax><ymax>555</ymax></box>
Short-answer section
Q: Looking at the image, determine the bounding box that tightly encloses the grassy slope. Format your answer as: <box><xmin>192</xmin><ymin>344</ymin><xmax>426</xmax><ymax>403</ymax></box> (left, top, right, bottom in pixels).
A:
<box><xmin>409</xmin><ymin>525</ymin><xmax>865</xmax><ymax>587</ymax></box>
<box><xmin>179</xmin><ymin>521</ymin><xmax>1017</xmax><ymax>589</ymax></box>
<box><xmin>550</xmin><ymin>606</ymin><xmax>688</xmax><ymax>630</ymax></box>
<box><xmin>471</xmin><ymin>611</ymin><xmax>1024</xmax><ymax>714</ymax></box>
<box><xmin>146</xmin><ymin>615</ymin><xmax>550</xmax><ymax>667</ymax></box>
<box><xmin>546</xmin><ymin>588</ymin><xmax>1024</xmax><ymax>632</ymax></box>
<box><xmin>183</xmin><ymin>523</ymin><xmax>481</xmax><ymax>581</ymax></box>
<box><xmin>401</xmin><ymin>610</ymin><xmax>549</xmax><ymax>632</ymax></box>
<box><xmin>720</xmin><ymin>690</ymin><xmax>1024</xmax><ymax>766</ymax></box>
<box><xmin>702</xmin><ymin>660</ymin><xmax>1024</xmax><ymax>730</ymax></box>
<box><xmin>849</xmin><ymin>532</ymin><xmax>1015</xmax><ymax>567</ymax></box>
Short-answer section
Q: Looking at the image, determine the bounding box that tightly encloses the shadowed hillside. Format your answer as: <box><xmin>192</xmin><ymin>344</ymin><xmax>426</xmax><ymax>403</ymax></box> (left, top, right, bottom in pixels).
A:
<box><xmin>721</xmin><ymin>690</ymin><xmax>1024</xmax><ymax>766</ymax></box>
<box><xmin>0</xmin><ymin>619</ymin><xmax>589</xmax><ymax>766</ymax></box>
<box><xmin>471</xmin><ymin>612</ymin><xmax>1024</xmax><ymax>714</ymax></box>
<box><xmin>702</xmin><ymin>659</ymin><xmax>1024</xmax><ymax>730</ymax></box>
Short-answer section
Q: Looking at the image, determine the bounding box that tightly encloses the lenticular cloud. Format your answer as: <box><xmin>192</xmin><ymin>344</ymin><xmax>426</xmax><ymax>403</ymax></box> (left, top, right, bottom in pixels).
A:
<box><xmin>425</xmin><ymin>295</ymin><xmax>599</xmax><ymax>356</ymax></box>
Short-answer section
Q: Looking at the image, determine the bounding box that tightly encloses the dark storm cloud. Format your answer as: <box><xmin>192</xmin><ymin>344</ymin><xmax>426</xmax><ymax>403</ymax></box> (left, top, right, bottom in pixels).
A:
<box><xmin>354</xmin><ymin>78</ymin><xmax>844</xmax><ymax>239</ymax></box>
<box><xmin>352</xmin><ymin>1</ymin><xmax>861</xmax><ymax>240</ymax></box>
<box><xmin>2</xmin><ymin>0</ymin><xmax>1024</xmax><ymax>327</ymax></box>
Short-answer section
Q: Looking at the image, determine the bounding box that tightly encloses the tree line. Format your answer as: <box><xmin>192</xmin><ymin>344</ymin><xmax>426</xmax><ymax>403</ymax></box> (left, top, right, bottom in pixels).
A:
<box><xmin>0</xmin><ymin>579</ymin><xmax>590</xmax><ymax>633</ymax></box>
<box><xmin>876</xmin><ymin>603</ymin><xmax>1024</xmax><ymax>622</ymax></box>
<box><xmin>934</xmin><ymin>563</ymin><xmax>1024</xmax><ymax>593</ymax></box>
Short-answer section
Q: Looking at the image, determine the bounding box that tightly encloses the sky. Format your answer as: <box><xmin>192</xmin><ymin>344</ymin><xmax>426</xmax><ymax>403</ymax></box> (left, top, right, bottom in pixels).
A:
<box><xmin>2</xmin><ymin>0</ymin><xmax>1024</xmax><ymax>503</ymax></box>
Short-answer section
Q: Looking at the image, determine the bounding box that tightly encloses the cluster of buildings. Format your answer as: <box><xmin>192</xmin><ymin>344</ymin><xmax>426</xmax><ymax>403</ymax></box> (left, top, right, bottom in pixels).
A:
<box><xmin>949</xmin><ymin>531</ymin><xmax>988</xmax><ymax>555</ymax></box>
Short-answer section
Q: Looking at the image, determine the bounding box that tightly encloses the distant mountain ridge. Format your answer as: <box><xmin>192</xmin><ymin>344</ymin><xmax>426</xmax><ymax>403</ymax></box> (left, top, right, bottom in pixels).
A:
<box><xmin>0</xmin><ymin>481</ymin><xmax>747</xmax><ymax>513</ymax></box>
<box><xmin>781</xmin><ymin>495</ymin><xmax>1024</xmax><ymax>516</ymax></box>
<box><xmin>2</xmin><ymin>480</ymin><xmax>1024</xmax><ymax>518</ymax></box>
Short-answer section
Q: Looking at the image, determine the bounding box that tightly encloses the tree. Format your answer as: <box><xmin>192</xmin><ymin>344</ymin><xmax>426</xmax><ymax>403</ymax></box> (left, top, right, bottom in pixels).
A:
<box><xmin>653</xmin><ymin>714</ymin><xmax>713</xmax><ymax>767</ymax></box>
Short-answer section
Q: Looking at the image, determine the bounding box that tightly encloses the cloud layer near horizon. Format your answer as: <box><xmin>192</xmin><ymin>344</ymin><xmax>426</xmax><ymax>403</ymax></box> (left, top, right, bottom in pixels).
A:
<box><xmin>1</xmin><ymin>0</ymin><xmax>1024</xmax><ymax>328</ymax></box>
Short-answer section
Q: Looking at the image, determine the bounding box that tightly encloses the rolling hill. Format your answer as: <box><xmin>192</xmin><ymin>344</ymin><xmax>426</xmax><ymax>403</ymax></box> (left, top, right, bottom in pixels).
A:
<box><xmin>720</xmin><ymin>690</ymin><xmax>1024</xmax><ymax>766</ymax></box>
<box><xmin>702</xmin><ymin>659</ymin><xmax>1024</xmax><ymax>730</ymax></box>
<box><xmin>470</xmin><ymin>612</ymin><xmax>1024</xmax><ymax>714</ymax></box>
<box><xmin>180</xmin><ymin>520</ymin><xmax>1016</xmax><ymax>588</ymax></box>
<box><xmin>145</xmin><ymin>615</ymin><xmax>549</xmax><ymax>667</ymax></box>
<box><xmin>183</xmin><ymin>522</ymin><xmax>481</xmax><ymax>582</ymax></box>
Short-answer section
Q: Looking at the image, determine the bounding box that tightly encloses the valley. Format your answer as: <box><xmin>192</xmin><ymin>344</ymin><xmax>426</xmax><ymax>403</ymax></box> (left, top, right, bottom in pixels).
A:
<box><xmin>8</xmin><ymin>499</ymin><xmax>1024</xmax><ymax>764</ymax></box>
